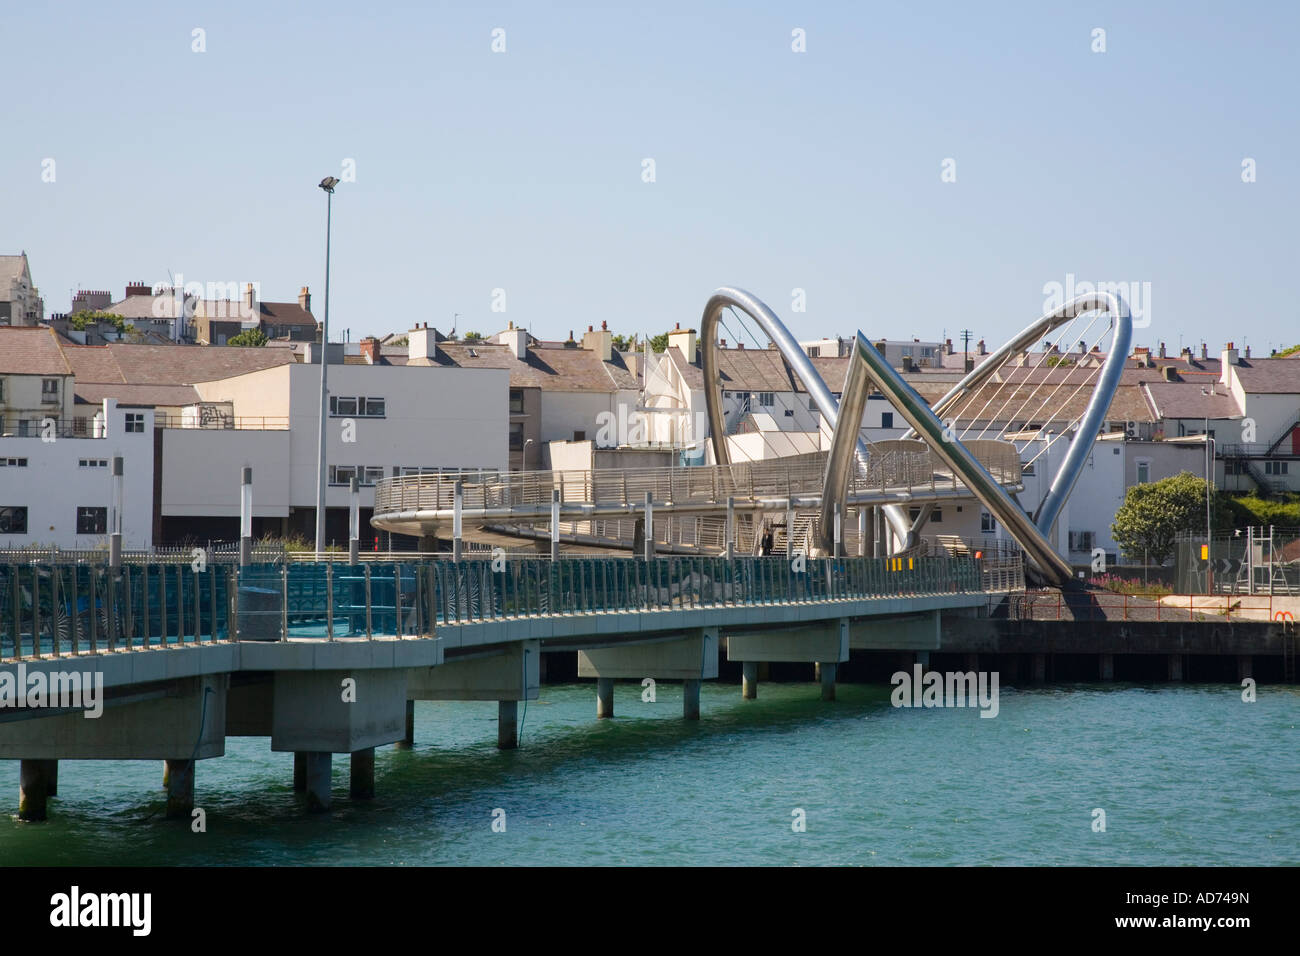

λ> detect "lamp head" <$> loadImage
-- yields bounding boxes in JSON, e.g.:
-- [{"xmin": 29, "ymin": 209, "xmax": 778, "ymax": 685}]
[{"xmin": 319, "ymin": 176, "xmax": 340, "ymax": 193}]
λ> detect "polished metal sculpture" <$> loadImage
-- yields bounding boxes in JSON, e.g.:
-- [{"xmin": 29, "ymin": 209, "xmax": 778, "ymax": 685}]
[{"xmin": 700, "ymin": 288, "xmax": 1132, "ymax": 585}]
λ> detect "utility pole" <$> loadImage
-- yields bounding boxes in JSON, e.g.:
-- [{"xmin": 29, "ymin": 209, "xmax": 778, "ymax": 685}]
[{"xmin": 960, "ymin": 329, "xmax": 973, "ymax": 372}]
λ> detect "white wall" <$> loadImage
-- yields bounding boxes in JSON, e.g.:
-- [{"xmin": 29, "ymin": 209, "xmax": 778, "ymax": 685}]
[{"xmin": 0, "ymin": 400, "xmax": 153, "ymax": 549}]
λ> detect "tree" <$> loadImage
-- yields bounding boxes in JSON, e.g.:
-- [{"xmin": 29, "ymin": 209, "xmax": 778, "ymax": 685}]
[
  {"xmin": 1110, "ymin": 471, "xmax": 1227, "ymax": 565},
  {"xmin": 463, "ymin": 331, "xmax": 483, "ymax": 342},
  {"xmin": 648, "ymin": 332, "xmax": 669, "ymax": 353},
  {"xmin": 611, "ymin": 333, "xmax": 634, "ymax": 351},
  {"xmin": 227, "ymin": 328, "xmax": 268, "ymax": 347},
  {"xmin": 69, "ymin": 310, "xmax": 128, "ymax": 333}
]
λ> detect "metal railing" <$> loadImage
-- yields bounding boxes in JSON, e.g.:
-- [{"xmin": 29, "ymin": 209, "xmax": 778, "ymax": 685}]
[
  {"xmin": 373, "ymin": 445, "xmax": 1022, "ymax": 518},
  {"xmin": 0, "ymin": 553, "xmax": 1005, "ymax": 661},
  {"xmin": 154, "ymin": 414, "xmax": 290, "ymax": 430}
]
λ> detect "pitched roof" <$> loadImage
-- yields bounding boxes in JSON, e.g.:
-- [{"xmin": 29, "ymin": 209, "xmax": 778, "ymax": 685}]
[
  {"xmin": 62, "ymin": 342, "xmax": 295, "ymax": 389},
  {"xmin": 0, "ymin": 254, "xmax": 31, "ymax": 289},
  {"xmin": 74, "ymin": 383, "xmax": 202, "ymax": 407},
  {"xmin": 404, "ymin": 340, "xmax": 639, "ymax": 391},
  {"xmin": 0, "ymin": 327, "xmax": 71, "ymax": 375},
  {"xmin": 1141, "ymin": 381, "xmax": 1244, "ymax": 419},
  {"xmin": 1230, "ymin": 359, "xmax": 1300, "ymax": 394}
]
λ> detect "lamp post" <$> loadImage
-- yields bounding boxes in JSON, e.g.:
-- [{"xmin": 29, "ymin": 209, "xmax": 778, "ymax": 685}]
[
  {"xmin": 314, "ymin": 176, "xmax": 339, "ymax": 556},
  {"xmin": 1200, "ymin": 391, "xmax": 1215, "ymax": 591}
]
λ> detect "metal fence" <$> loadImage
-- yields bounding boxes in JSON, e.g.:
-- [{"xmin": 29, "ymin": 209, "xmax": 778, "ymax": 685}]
[
  {"xmin": 0, "ymin": 553, "xmax": 999, "ymax": 661},
  {"xmin": 1174, "ymin": 527, "xmax": 1300, "ymax": 595}
]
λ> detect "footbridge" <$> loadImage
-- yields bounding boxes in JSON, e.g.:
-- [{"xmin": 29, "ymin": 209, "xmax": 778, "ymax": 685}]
[{"xmin": 373, "ymin": 287, "xmax": 1132, "ymax": 586}]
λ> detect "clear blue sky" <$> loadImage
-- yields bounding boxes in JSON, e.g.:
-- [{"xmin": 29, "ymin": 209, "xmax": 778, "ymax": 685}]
[{"xmin": 4, "ymin": 1, "xmax": 1296, "ymax": 353}]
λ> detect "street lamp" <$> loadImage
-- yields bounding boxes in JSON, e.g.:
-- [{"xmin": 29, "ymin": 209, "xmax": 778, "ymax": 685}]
[
  {"xmin": 314, "ymin": 176, "xmax": 339, "ymax": 556},
  {"xmin": 1201, "ymin": 389, "xmax": 1215, "ymax": 590}
]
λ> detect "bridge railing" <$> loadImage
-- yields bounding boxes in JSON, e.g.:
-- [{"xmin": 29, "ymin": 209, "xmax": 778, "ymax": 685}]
[
  {"xmin": 0, "ymin": 553, "xmax": 1004, "ymax": 660},
  {"xmin": 372, "ymin": 443, "xmax": 1022, "ymax": 518}
]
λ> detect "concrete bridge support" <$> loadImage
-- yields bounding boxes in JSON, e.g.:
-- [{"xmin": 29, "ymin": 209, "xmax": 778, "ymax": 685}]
[
  {"xmin": 728, "ymin": 619, "xmax": 849, "ymax": 700},
  {"xmin": 1032, "ymin": 653, "xmax": 1048, "ymax": 682},
  {"xmin": 303, "ymin": 752, "xmax": 332, "ymax": 812},
  {"xmin": 350, "ymin": 748, "xmax": 375, "ymax": 799},
  {"xmin": 1100, "ymin": 654, "xmax": 1115, "ymax": 681},
  {"xmin": 498, "ymin": 701, "xmax": 519, "ymax": 748},
  {"xmin": 578, "ymin": 629, "xmax": 719, "ymax": 719},
  {"xmin": 407, "ymin": 640, "xmax": 540, "ymax": 747},
  {"xmin": 293, "ymin": 752, "xmax": 306, "ymax": 792},
  {"xmin": 165, "ymin": 759, "xmax": 195, "ymax": 819},
  {"xmin": 395, "ymin": 700, "xmax": 415, "ymax": 749},
  {"xmin": 18, "ymin": 759, "xmax": 55, "ymax": 822},
  {"xmin": 1238, "ymin": 655, "xmax": 1253, "ymax": 682}
]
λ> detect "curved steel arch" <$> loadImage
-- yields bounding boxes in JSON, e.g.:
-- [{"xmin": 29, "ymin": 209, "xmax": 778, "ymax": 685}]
[
  {"xmin": 698, "ymin": 288, "xmax": 917, "ymax": 550},
  {"xmin": 699, "ymin": 288, "xmax": 1131, "ymax": 586}
]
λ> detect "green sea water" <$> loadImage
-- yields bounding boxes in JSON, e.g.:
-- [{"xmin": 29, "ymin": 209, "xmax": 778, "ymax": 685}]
[{"xmin": 2, "ymin": 680, "xmax": 1297, "ymax": 866}]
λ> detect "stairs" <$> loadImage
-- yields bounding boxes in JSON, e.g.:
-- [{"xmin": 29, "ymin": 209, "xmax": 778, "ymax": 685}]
[{"xmin": 770, "ymin": 511, "xmax": 819, "ymax": 556}]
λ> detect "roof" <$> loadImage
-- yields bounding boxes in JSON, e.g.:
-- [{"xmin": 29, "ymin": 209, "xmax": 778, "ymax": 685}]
[
  {"xmin": 74, "ymin": 383, "xmax": 202, "ymax": 407},
  {"xmin": 0, "ymin": 327, "xmax": 71, "ymax": 375},
  {"xmin": 107, "ymin": 293, "xmax": 189, "ymax": 320},
  {"xmin": 402, "ymin": 340, "xmax": 639, "ymax": 392},
  {"xmin": 62, "ymin": 342, "xmax": 295, "ymax": 389},
  {"xmin": 1230, "ymin": 360, "xmax": 1300, "ymax": 394},
  {"xmin": 1140, "ymin": 382, "xmax": 1244, "ymax": 419}
]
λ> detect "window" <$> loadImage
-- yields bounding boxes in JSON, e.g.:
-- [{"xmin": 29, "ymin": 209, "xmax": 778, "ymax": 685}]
[
  {"xmin": 0, "ymin": 379, "xmax": 5, "ymax": 401},
  {"xmin": 1265, "ymin": 461, "xmax": 1289, "ymax": 475},
  {"xmin": 76, "ymin": 506, "xmax": 107, "ymax": 535},
  {"xmin": 931, "ymin": 508, "xmax": 942, "ymax": 523},
  {"xmin": 783, "ymin": 409, "xmax": 794, "ymax": 417},
  {"xmin": 125, "ymin": 413, "xmax": 145, "ymax": 433},
  {"xmin": 509, "ymin": 389, "xmax": 525, "ymax": 414},
  {"xmin": 808, "ymin": 396, "xmax": 817, "ymax": 411},
  {"xmin": 1136, "ymin": 460, "xmax": 1150, "ymax": 484},
  {"xmin": 330, "ymin": 396, "xmax": 358, "ymax": 416},
  {"xmin": 41, "ymin": 378, "xmax": 59, "ymax": 401},
  {"xmin": 361, "ymin": 466, "xmax": 385, "ymax": 486},
  {"xmin": 78, "ymin": 459, "xmax": 107, "ymax": 468},
  {"xmin": 881, "ymin": 412, "xmax": 894, "ymax": 428},
  {"xmin": 329, "ymin": 465, "xmax": 357, "ymax": 486},
  {"xmin": 1069, "ymin": 530, "xmax": 1095, "ymax": 552},
  {"xmin": 1021, "ymin": 461, "xmax": 1035, "ymax": 475},
  {"xmin": 757, "ymin": 392, "xmax": 775, "ymax": 407},
  {"xmin": 0, "ymin": 506, "xmax": 27, "ymax": 534},
  {"xmin": 509, "ymin": 423, "xmax": 524, "ymax": 450},
  {"xmin": 981, "ymin": 511, "xmax": 997, "ymax": 533},
  {"xmin": 0, "ymin": 458, "xmax": 27, "ymax": 467},
  {"xmin": 364, "ymin": 397, "xmax": 385, "ymax": 417},
  {"xmin": 807, "ymin": 346, "xmax": 820, "ymax": 358}
]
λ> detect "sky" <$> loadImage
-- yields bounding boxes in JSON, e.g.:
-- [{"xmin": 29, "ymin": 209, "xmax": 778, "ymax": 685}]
[{"xmin": 3, "ymin": 1, "xmax": 1297, "ymax": 353}]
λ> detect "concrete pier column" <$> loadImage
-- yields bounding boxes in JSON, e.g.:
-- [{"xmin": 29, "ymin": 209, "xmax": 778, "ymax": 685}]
[
  {"xmin": 1237, "ymin": 655, "xmax": 1253, "ymax": 682},
  {"xmin": 349, "ymin": 748, "xmax": 375, "ymax": 800},
  {"xmin": 164, "ymin": 759, "xmax": 194, "ymax": 820},
  {"xmin": 742, "ymin": 661, "xmax": 758, "ymax": 700},
  {"xmin": 964, "ymin": 653, "xmax": 979, "ymax": 672},
  {"xmin": 813, "ymin": 662, "xmax": 821, "ymax": 682},
  {"xmin": 1100, "ymin": 653, "xmax": 1115, "ymax": 681},
  {"xmin": 304, "ymin": 752, "xmax": 332, "ymax": 812},
  {"xmin": 47, "ymin": 760, "xmax": 58, "ymax": 797},
  {"xmin": 18, "ymin": 759, "xmax": 56, "ymax": 822},
  {"xmin": 1167, "ymin": 654, "xmax": 1185, "ymax": 682},
  {"xmin": 1032, "ymin": 653, "xmax": 1047, "ymax": 683},
  {"xmin": 293, "ymin": 752, "xmax": 307, "ymax": 792},
  {"xmin": 498, "ymin": 700, "xmax": 519, "ymax": 749},
  {"xmin": 683, "ymin": 679, "xmax": 701, "ymax": 720},
  {"xmin": 819, "ymin": 662, "xmax": 837, "ymax": 701},
  {"xmin": 915, "ymin": 650, "xmax": 931, "ymax": 668},
  {"xmin": 596, "ymin": 678, "xmax": 615, "ymax": 719},
  {"xmin": 394, "ymin": 699, "xmax": 415, "ymax": 749},
  {"xmin": 162, "ymin": 760, "xmax": 170, "ymax": 790}
]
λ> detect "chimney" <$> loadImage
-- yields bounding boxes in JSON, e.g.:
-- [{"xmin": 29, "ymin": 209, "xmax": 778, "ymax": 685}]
[
  {"xmin": 1158, "ymin": 342, "xmax": 1166, "ymax": 359},
  {"xmin": 1200, "ymin": 342, "xmax": 1208, "ymax": 360},
  {"xmin": 125, "ymin": 281, "xmax": 151, "ymax": 298},
  {"xmin": 945, "ymin": 338, "xmax": 954, "ymax": 355},
  {"xmin": 360, "ymin": 337, "xmax": 381, "ymax": 364},
  {"xmin": 667, "ymin": 324, "xmax": 698, "ymax": 364},
  {"xmin": 720, "ymin": 338, "xmax": 727, "ymax": 348},
  {"xmin": 497, "ymin": 320, "xmax": 529, "ymax": 360},
  {"xmin": 1162, "ymin": 365, "xmax": 1179, "ymax": 382},
  {"xmin": 243, "ymin": 282, "xmax": 256, "ymax": 315},
  {"xmin": 901, "ymin": 354, "xmax": 914, "ymax": 372},
  {"xmin": 581, "ymin": 321, "xmax": 613, "ymax": 362},
  {"xmin": 737, "ymin": 342, "xmax": 745, "ymax": 350},
  {"xmin": 408, "ymin": 323, "xmax": 440, "ymax": 363},
  {"xmin": 1181, "ymin": 346, "xmax": 1193, "ymax": 361},
  {"xmin": 298, "ymin": 286, "xmax": 311, "ymax": 313},
  {"xmin": 1244, "ymin": 344, "xmax": 1251, "ymax": 359},
  {"xmin": 1221, "ymin": 342, "xmax": 1238, "ymax": 385},
  {"xmin": 564, "ymin": 330, "xmax": 577, "ymax": 348},
  {"xmin": 977, "ymin": 338, "xmax": 986, "ymax": 356}
]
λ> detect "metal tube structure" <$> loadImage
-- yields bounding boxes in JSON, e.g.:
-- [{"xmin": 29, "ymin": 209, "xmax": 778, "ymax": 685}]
[
  {"xmin": 349, "ymin": 476, "xmax": 360, "ymax": 565},
  {"xmin": 698, "ymin": 287, "xmax": 915, "ymax": 550},
  {"xmin": 825, "ymin": 333, "xmax": 1074, "ymax": 584}
]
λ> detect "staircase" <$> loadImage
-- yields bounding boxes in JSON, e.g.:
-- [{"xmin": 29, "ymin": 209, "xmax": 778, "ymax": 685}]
[{"xmin": 770, "ymin": 511, "xmax": 819, "ymax": 556}]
